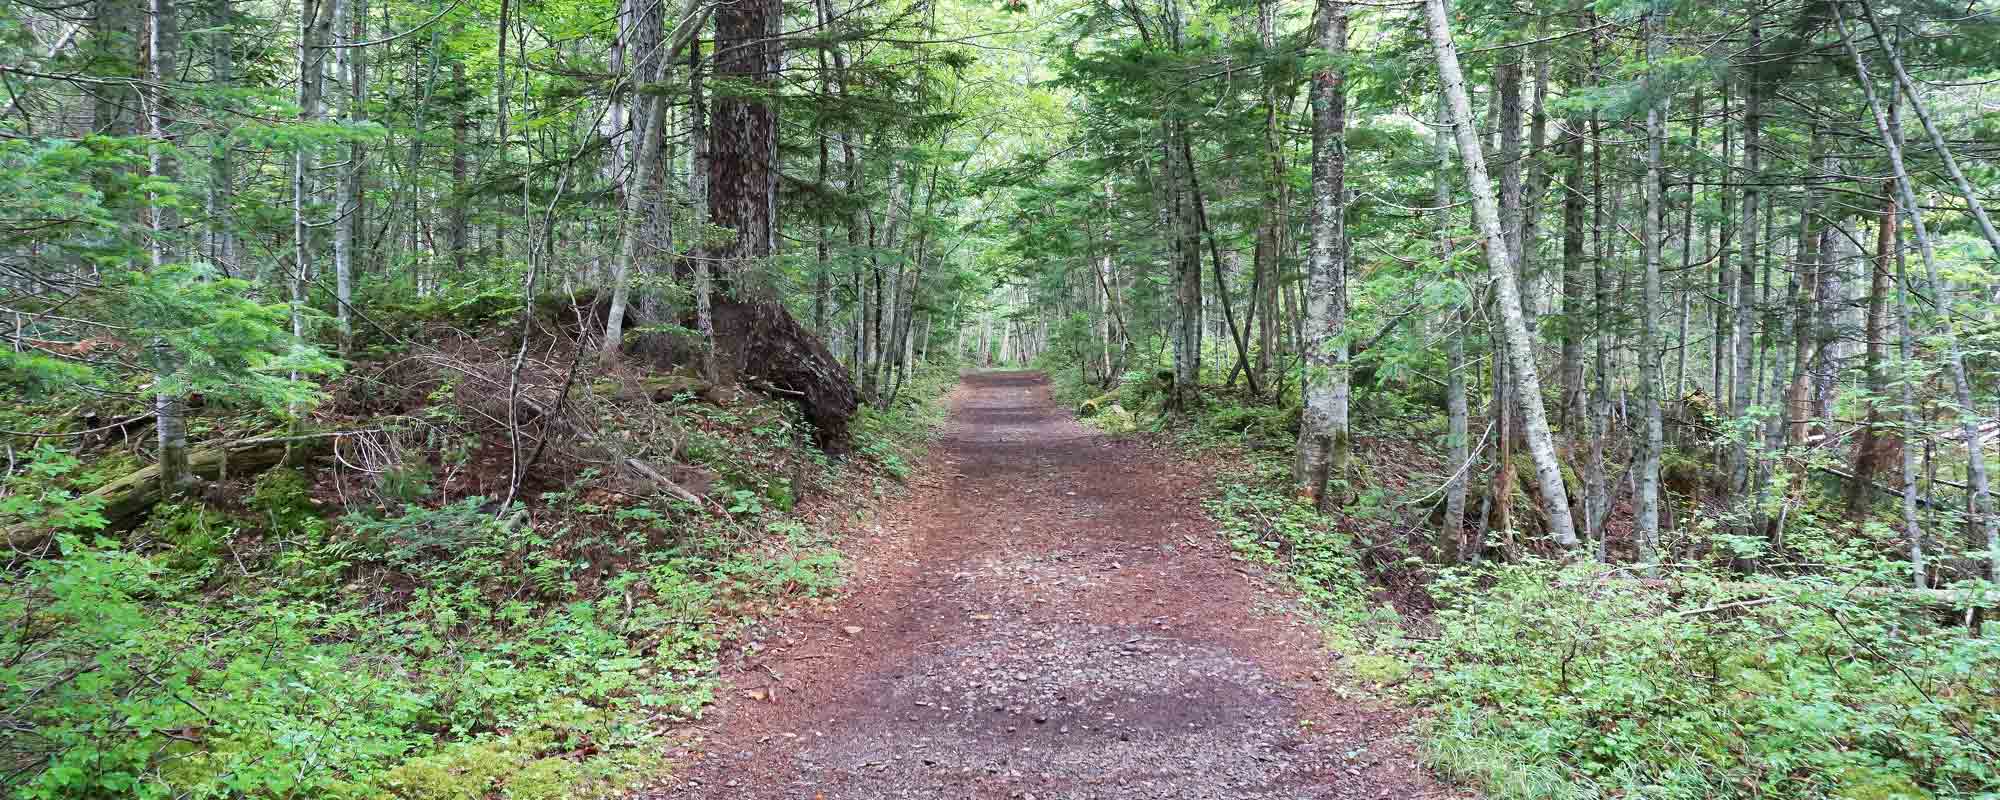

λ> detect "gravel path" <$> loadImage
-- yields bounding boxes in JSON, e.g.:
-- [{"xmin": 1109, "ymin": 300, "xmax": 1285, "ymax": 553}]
[{"xmin": 651, "ymin": 371, "xmax": 1463, "ymax": 800}]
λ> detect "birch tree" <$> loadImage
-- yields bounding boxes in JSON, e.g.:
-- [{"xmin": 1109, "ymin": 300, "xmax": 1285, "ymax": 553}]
[{"xmin": 1421, "ymin": 0, "xmax": 1577, "ymax": 548}]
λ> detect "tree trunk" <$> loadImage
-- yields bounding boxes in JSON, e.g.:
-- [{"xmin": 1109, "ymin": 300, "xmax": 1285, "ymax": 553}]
[
  {"xmin": 146, "ymin": 0, "xmax": 179, "ymax": 270},
  {"xmin": 1731, "ymin": 10, "xmax": 1761, "ymax": 498},
  {"xmin": 446, "ymin": 55, "xmax": 468, "ymax": 285},
  {"xmin": 811, "ymin": 19, "xmax": 832, "ymax": 337},
  {"xmin": 1894, "ymin": 203, "xmax": 1924, "ymax": 587},
  {"xmin": 1183, "ymin": 136, "xmax": 1260, "ymax": 398},
  {"xmin": 292, "ymin": 0, "xmax": 333, "ymax": 361},
  {"xmin": 1849, "ymin": 188, "xmax": 1897, "ymax": 511},
  {"xmin": 1293, "ymin": 0, "xmax": 1349, "ymax": 511},
  {"xmin": 1558, "ymin": 118, "xmax": 1587, "ymax": 426},
  {"xmin": 205, "ymin": 0, "xmax": 235, "ymax": 272},
  {"xmin": 1423, "ymin": 0, "xmax": 1578, "ymax": 548},
  {"xmin": 1254, "ymin": 0, "xmax": 1283, "ymax": 388},
  {"xmin": 1439, "ymin": 97, "xmax": 1470, "ymax": 557},
  {"xmin": 600, "ymin": 91, "xmax": 665, "ymax": 363},
  {"xmin": 1166, "ymin": 125, "xmax": 1203, "ymax": 413},
  {"xmin": 689, "ymin": 37, "xmax": 718, "ymax": 382},
  {"xmin": 1586, "ymin": 83, "xmax": 1611, "ymax": 557},
  {"xmin": 91, "ymin": 0, "xmax": 141, "ymax": 136},
  {"xmin": 1634, "ymin": 7, "xmax": 1666, "ymax": 570},
  {"xmin": 1837, "ymin": 3, "xmax": 1995, "ymax": 581},
  {"xmin": 1496, "ymin": 58, "xmax": 1525, "ymax": 312},
  {"xmin": 706, "ymin": 0, "xmax": 777, "ymax": 290},
  {"xmin": 333, "ymin": 0, "xmax": 366, "ymax": 352}
]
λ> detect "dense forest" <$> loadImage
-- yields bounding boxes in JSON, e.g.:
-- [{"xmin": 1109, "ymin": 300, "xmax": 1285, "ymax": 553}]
[{"xmin": 4, "ymin": 0, "xmax": 2000, "ymax": 793}]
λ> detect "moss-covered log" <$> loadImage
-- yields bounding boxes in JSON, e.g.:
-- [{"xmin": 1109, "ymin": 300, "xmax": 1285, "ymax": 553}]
[{"xmin": 5, "ymin": 437, "xmax": 321, "ymax": 551}]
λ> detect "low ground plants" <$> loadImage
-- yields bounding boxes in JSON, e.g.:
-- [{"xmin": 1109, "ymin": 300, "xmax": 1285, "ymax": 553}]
[
  {"xmin": 0, "ymin": 362, "xmax": 958, "ymax": 799},
  {"xmin": 1055, "ymin": 357, "xmax": 2000, "ymax": 800}
]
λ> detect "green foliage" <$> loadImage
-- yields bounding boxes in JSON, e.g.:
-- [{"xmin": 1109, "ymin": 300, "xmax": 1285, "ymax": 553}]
[
  {"xmin": 0, "ymin": 358, "xmax": 960, "ymax": 799},
  {"xmin": 1203, "ymin": 402, "xmax": 1300, "ymax": 442},
  {"xmin": 852, "ymin": 357, "xmax": 959, "ymax": 480},
  {"xmin": 1414, "ymin": 562, "xmax": 2000, "ymax": 800},
  {"xmin": 120, "ymin": 263, "xmax": 343, "ymax": 410},
  {"xmin": 1210, "ymin": 477, "xmax": 1368, "ymax": 617},
  {"xmin": 0, "ymin": 445, "xmax": 109, "ymax": 533}
]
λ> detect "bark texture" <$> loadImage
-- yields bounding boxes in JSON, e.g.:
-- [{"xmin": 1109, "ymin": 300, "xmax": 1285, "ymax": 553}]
[
  {"xmin": 1423, "ymin": 0, "xmax": 1578, "ymax": 547},
  {"xmin": 1293, "ymin": 0, "xmax": 1349, "ymax": 511}
]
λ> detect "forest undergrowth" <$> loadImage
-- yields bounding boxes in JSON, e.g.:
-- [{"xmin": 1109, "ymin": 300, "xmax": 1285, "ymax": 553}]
[
  {"xmin": 1050, "ymin": 354, "xmax": 2000, "ymax": 800},
  {"xmin": 0, "ymin": 299, "xmax": 958, "ymax": 800}
]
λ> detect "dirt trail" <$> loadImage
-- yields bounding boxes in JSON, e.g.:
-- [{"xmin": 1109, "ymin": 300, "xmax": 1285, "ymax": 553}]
[{"xmin": 654, "ymin": 371, "xmax": 1459, "ymax": 799}]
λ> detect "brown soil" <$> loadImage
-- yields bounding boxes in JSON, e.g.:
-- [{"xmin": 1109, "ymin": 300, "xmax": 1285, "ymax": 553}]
[{"xmin": 647, "ymin": 371, "xmax": 1466, "ymax": 799}]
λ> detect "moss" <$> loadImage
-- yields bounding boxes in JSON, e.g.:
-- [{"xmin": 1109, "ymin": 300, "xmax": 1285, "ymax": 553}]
[
  {"xmin": 502, "ymin": 757, "xmax": 584, "ymax": 800},
  {"xmin": 644, "ymin": 374, "xmax": 709, "ymax": 401},
  {"xmin": 1833, "ymin": 766, "xmax": 1932, "ymax": 800},
  {"xmin": 248, "ymin": 467, "xmax": 317, "ymax": 522},
  {"xmin": 380, "ymin": 739, "xmax": 526, "ymax": 800},
  {"xmin": 764, "ymin": 478, "xmax": 795, "ymax": 512},
  {"xmin": 1078, "ymin": 385, "xmax": 1129, "ymax": 418},
  {"xmin": 1091, "ymin": 403, "xmax": 1139, "ymax": 433},
  {"xmin": 1345, "ymin": 652, "xmax": 1411, "ymax": 685}
]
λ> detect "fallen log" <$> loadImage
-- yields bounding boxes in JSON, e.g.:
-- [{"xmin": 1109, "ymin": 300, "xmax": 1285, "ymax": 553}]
[
  {"xmin": 621, "ymin": 456, "xmax": 703, "ymax": 505},
  {"xmin": 5, "ymin": 435, "xmax": 327, "ymax": 552}
]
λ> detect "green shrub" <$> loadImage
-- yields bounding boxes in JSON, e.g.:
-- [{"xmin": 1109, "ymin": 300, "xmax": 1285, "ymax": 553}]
[
  {"xmin": 1202, "ymin": 402, "xmax": 1299, "ymax": 441},
  {"xmin": 0, "ymin": 352, "xmax": 961, "ymax": 799},
  {"xmin": 1414, "ymin": 561, "xmax": 2000, "ymax": 800}
]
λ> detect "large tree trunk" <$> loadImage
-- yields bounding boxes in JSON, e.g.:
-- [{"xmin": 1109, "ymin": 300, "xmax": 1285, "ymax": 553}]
[
  {"xmin": 707, "ymin": 0, "xmax": 777, "ymax": 287},
  {"xmin": 1423, "ymin": 0, "xmax": 1578, "ymax": 548},
  {"xmin": 695, "ymin": 0, "xmax": 859, "ymax": 448},
  {"xmin": 1293, "ymin": 0, "xmax": 1349, "ymax": 511}
]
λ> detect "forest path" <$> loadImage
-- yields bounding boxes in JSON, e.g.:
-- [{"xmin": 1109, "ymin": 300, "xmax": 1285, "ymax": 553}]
[{"xmin": 652, "ymin": 371, "xmax": 1460, "ymax": 799}]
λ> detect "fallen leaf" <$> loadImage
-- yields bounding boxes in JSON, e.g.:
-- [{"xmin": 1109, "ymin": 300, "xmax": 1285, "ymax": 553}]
[{"xmin": 841, "ymin": 625, "xmax": 864, "ymax": 636}]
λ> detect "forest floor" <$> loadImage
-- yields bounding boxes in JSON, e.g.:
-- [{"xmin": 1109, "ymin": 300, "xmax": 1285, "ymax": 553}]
[{"xmin": 644, "ymin": 371, "xmax": 1464, "ymax": 799}]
